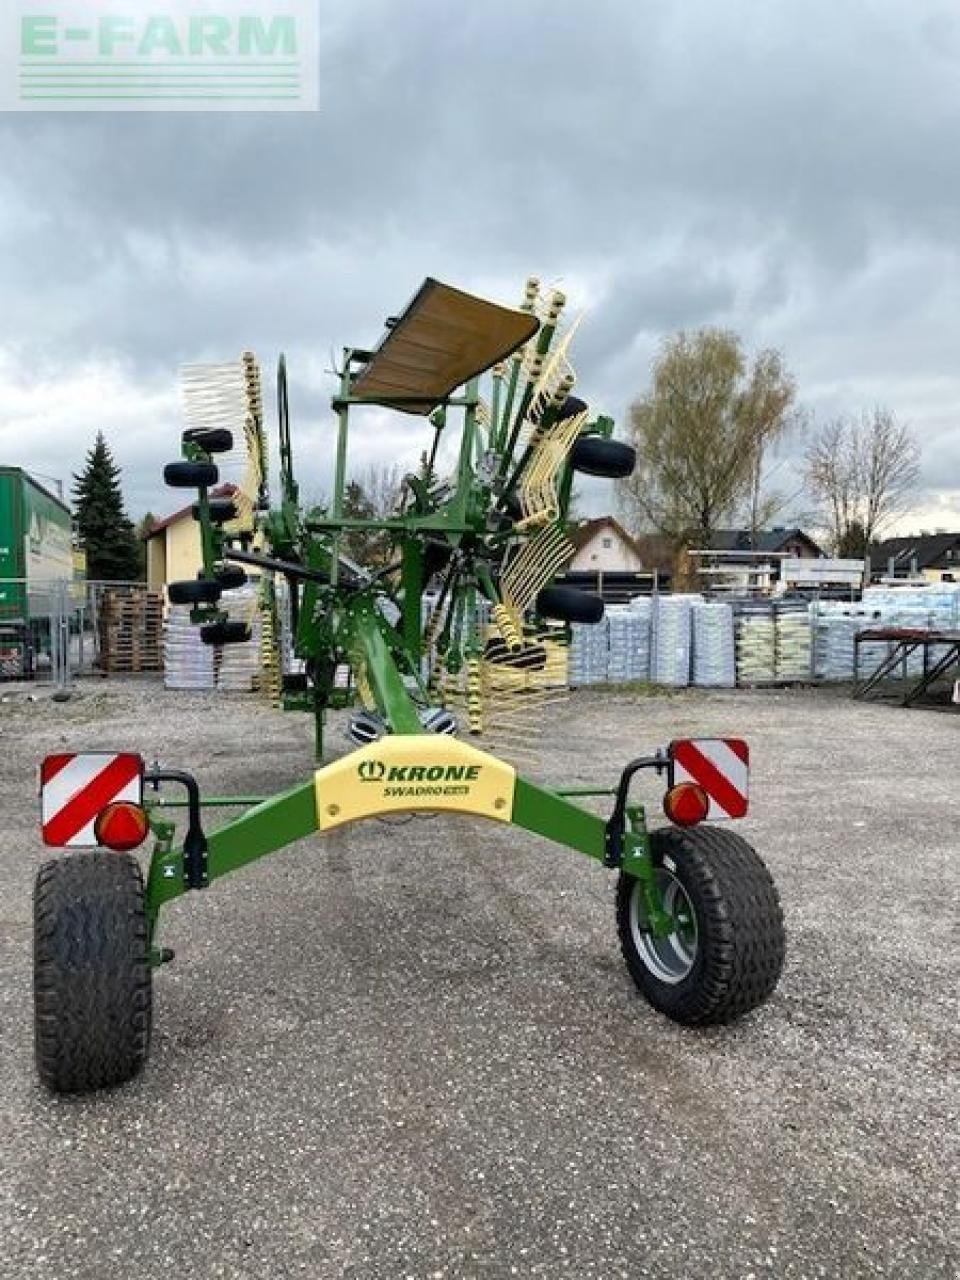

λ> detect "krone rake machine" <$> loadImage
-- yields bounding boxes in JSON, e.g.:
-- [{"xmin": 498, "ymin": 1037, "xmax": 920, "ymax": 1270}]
[{"xmin": 33, "ymin": 278, "xmax": 785, "ymax": 1093}]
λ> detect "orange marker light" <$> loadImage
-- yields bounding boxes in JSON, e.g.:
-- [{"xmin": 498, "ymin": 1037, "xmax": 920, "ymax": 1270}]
[
  {"xmin": 663, "ymin": 781, "xmax": 710, "ymax": 828},
  {"xmin": 94, "ymin": 802, "xmax": 150, "ymax": 852}
]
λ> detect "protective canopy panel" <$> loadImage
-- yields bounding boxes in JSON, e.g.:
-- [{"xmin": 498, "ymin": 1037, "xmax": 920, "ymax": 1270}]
[{"xmin": 351, "ymin": 278, "xmax": 540, "ymax": 415}]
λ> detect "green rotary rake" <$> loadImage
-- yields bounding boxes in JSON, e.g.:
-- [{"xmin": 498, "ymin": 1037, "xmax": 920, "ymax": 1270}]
[{"xmin": 33, "ymin": 277, "xmax": 785, "ymax": 1093}]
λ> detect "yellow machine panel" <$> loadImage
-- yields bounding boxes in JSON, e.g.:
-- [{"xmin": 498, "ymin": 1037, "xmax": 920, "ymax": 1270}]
[{"xmin": 315, "ymin": 735, "xmax": 517, "ymax": 831}]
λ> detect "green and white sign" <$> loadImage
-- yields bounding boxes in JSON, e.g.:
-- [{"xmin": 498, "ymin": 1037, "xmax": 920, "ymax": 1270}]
[{"xmin": 5, "ymin": 1, "xmax": 318, "ymax": 111}]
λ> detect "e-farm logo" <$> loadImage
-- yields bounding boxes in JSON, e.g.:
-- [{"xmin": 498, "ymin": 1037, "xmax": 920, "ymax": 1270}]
[{"xmin": 5, "ymin": 1, "xmax": 319, "ymax": 112}]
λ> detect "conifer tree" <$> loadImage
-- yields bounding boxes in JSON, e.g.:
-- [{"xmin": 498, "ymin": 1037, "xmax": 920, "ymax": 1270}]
[{"xmin": 72, "ymin": 433, "xmax": 140, "ymax": 581}]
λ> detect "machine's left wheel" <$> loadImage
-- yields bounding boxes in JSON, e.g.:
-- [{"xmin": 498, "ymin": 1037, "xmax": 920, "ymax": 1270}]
[
  {"xmin": 34, "ymin": 852, "xmax": 152, "ymax": 1094},
  {"xmin": 616, "ymin": 826, "xmax": 784, "ymax": 1026}
]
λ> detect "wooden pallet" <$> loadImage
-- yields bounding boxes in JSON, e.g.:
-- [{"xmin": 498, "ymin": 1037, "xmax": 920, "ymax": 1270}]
[{"xmin": 97, "ymin": 589, "xmax": 164, "ymax": 673}]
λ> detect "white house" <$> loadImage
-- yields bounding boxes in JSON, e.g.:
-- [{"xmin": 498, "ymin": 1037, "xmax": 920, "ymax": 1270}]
[{"xmin": 566, "ymin": 517, "xmax": 646, "ymax": 573}]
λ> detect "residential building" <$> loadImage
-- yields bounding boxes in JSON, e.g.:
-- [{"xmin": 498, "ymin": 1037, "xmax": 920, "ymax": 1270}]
[
  {"xmin": 143, "ymin": 484, "xmax": 238, "ymax": 594},
  {"xmin": 870, "ymin": 533, "xmax": 960, "ymax": 583}
]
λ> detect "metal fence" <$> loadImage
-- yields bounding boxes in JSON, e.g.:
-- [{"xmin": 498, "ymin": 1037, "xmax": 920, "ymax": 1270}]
[{"xmin": 0, "ymin": 579, "xmax": 162, "ymax": 690}]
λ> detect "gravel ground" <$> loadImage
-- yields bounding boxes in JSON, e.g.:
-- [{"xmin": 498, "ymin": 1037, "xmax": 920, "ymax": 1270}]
[{"xmin": 0, "ymin": 679, "xmax": 957, "ymax": 1279}]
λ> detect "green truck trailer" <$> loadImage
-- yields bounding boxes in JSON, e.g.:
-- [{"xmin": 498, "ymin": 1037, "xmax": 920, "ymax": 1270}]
[{"xmin": 0, "ymin": 468, "xmax": 73, "ymax": 675}]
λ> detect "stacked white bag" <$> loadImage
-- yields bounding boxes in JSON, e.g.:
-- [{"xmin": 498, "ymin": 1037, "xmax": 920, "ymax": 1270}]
[
  {"xmin": 652, "ymin": 595, "xmax": 697, "ymax": 687},
  {"xmin": 775, "ymin": 604, "xmax": 812, "ymax": 681},
  {"xmin": 607, "ymin": 604, "xmax": 651, "ymax": 682},
  {"xmin": 217, "ymin": 586, "xmax": 262, "ymax": 692},
  {"xmin": 691, "ymin": 601, "xmax": 735, "ymax": 687},
  {"xmin": 568, "ymin": 618, "xmax": 609, "ymax": 685},
  {"xmin": 812, "ymin": 604, "xmax": 884, "ymax": 681},
  {"xmin": 735, "ymin": 605, "xmax": 776, "ymax": 684},
  {"xmin": 164, "ymin": 605, "xmax": 215, "ymax": 690}
]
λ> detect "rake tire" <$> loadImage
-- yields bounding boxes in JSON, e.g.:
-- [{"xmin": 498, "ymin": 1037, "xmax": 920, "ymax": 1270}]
[
  {"xmin": 167, "ymin": 578, "xmax": 222, "ymax": 606},
  {"xmin": 617, "ymin": 826, "xmax": 784, "ymax": 1026},
  {"xmin": 192, "ymin": 498, "xmax": 239, "ymax": 525},
  {"xmin": 164, "ymin": 460, "xmax": 219, "ymax": 488},
  {"xmin": 213, "ymin": 563, "xmax": 248, "ymax": 590},
  {"xmin": 34, "ymin": 852, "xmax": 152, "ymax": 1094},
  {"xmin": 183, "ymin": 427, "xmax": 234, "ymax": 454},
  {"xmin": 535, "ymin": 584, "xmax": 605, "ymax": 625},
  {"xmin": 569, "ymin": 436, "xmax": 636, "ymax": 478},
  {"xmin": 200, "ymin": 620, "xmax": 251, "ymax": 646}
]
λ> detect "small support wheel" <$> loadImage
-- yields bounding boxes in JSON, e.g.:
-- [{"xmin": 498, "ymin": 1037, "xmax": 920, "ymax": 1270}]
[
  {"xmin": 168, "ymin": 578, "xmax": 222, "ymax": 606},
  {"xmin": 182, "ymin": 427, "xmax": 234, "ymax": 454},
  {"xmin": 569, "ymin": 436, "xmax": 636, "ymax": 478},
  {"xmin": 616, "ymin": 826, "xmax": 784, "ymax": 1025},
  {"xmin": 200, "ymin": 620, "xmax": 251, "ymax": 646},
  {"xmin": 34, "ymin": 852, "xmax": 152, "ymax": 1093},
  {"xmin": 192, "ymin": 498, "xmax": 239, "ymax": 525},
  {"xmin": 164, "ymin": 460, "xmax": 219, "ymax": 488},
  {"xmin": 535, "ymin": 584, "xmax": 605, "ymax": 625},
  {"xmin": 213, "ymin": 563, "xmax": 248, "ymax": 590}
]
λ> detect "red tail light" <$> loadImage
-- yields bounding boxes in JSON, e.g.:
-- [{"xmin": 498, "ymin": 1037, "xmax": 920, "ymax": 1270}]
[
  {"xmin": 94, "ymin": 802, "xmax": 150, "ymax": 852},
  {"xmin": 663, "ymin": 782, "xmax": 710, "ymax": 828}
]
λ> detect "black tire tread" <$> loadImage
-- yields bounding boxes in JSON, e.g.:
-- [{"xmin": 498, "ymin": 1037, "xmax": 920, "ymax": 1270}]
[
  {"xmin": 164, "ymin": 460, "xmax": 219, "ymax": 489},
  {"xmin": 200, "ymin": 620, "xmax": 251, "ymax": 646},
  {"xmin": 535, "ymin": 584, "xmax": 605, "ymax": 625},
  {"xmin": 183, "ymin": 427, "xmax": 233, "ymax": 454},
  {"xmin": 617, "ymin": 826, "xmax": 784, "ymax": 1026},
  {"xmin": 167, "ymin": 578, "xmax": 222, "ymax": 606},
  {"xmin": 34, "ymin": 853, "xmax": 152, "ymax": 1093},
  {"xmin": 569, "ymin": 435, "xmax": 636, "ymax": 478}
]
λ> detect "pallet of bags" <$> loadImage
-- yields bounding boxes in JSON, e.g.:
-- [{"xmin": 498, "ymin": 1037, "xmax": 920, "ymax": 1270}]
[
  {"xmin": 568, "ymin": 617, "xmax": 609, "ymax": 686},
  {"xmin": 735, "ymin": 603, "xmax": 776, "ymax": 685},
  {"xmin": 216, "ymin": 586, "xmax": 262, "ymax": 692},
  {"xmin": 775, "ymin": 604, "xmax": 813, "ymax": 682},
  {"xmin": 652, "ymin": 595, "xmax": 696, "ymax": 687},
  {"xmin": 691, "ymin": 600, "xmax": 735, "ymax": 687},
  {"xmin": 812, "ymin": 604, "xmax": 885, "ymax": 681},
  {"xmin": 164, "ymin": 605, "xmax": 215, "ymax": 690},
  {"xmin": 607, "ymin": 604, "xmax": 651, "ymax": 682}
]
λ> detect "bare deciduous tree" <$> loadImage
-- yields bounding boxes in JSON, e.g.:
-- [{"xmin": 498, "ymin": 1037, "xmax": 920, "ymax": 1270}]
[
  {"xmin": 617, "ymin": 329, "xmax": 798, "ymax": 551},
  {"xmin": 340, "ymin": 463, "xmax": 405, "ymax": 566},
  {"xmin": 804, "ymin": 409, "xmax": 920, "ymax": 556}
]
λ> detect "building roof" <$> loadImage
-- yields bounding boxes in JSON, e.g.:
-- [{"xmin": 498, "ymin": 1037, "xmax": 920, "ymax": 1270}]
[
  {"xmin": 568, "ymin": 516, "xmax": 645, "ymax": 560},
  {"xmin": 706, "ymin": 527, "xmax": 824, "ymax": 556},
  {"xmin": 870, "ymin": 532, "xmax": 960, "ymax": 573},
  {"xmin": 144, "ymin": 484, "xmax": 238, "ymax": 538},
  {"xmin": 0, "ymin": 466, "xmax": 71, "ymax": 517}
]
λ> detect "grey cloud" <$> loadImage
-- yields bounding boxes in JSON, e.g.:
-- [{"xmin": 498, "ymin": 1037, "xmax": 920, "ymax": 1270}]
[{"xmin": 0, "ymin": 0, "xmax": 958, "ymax": 524}]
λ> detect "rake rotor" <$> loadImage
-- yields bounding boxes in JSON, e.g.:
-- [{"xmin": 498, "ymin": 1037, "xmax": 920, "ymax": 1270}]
[{"xmin": 161, "ymin": 277, "xmax": 636, "ymax": 759}]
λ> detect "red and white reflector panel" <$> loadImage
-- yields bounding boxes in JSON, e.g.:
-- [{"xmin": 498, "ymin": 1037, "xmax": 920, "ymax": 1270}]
[
  {"xmin": 40, "ymin": 753, "xmax": 144, "ymax": 847},
  {"xmin": 670, "ymin": 738, "xmax": 749, "ymax": 821}
]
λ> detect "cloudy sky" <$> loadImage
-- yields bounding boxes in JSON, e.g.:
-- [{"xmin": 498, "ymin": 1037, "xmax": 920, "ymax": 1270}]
[{"xmin": 2, "ymin": 0, "xmax": 958, "ymax": 535}]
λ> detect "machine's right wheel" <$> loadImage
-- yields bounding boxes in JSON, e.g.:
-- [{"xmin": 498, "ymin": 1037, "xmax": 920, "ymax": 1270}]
[
  {"xmin": 34, "ymin": 852, "xmax": 152, "ymax": 1093},
  {"xmin": 616, "ymin": 826, "xmax": 784, "ymax": 1025}
]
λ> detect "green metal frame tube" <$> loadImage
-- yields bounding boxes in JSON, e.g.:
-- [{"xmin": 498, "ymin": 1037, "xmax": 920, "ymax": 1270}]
[{"xmin": 343, "ymin": 603, "xmax": 423, "ymax": 734}]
